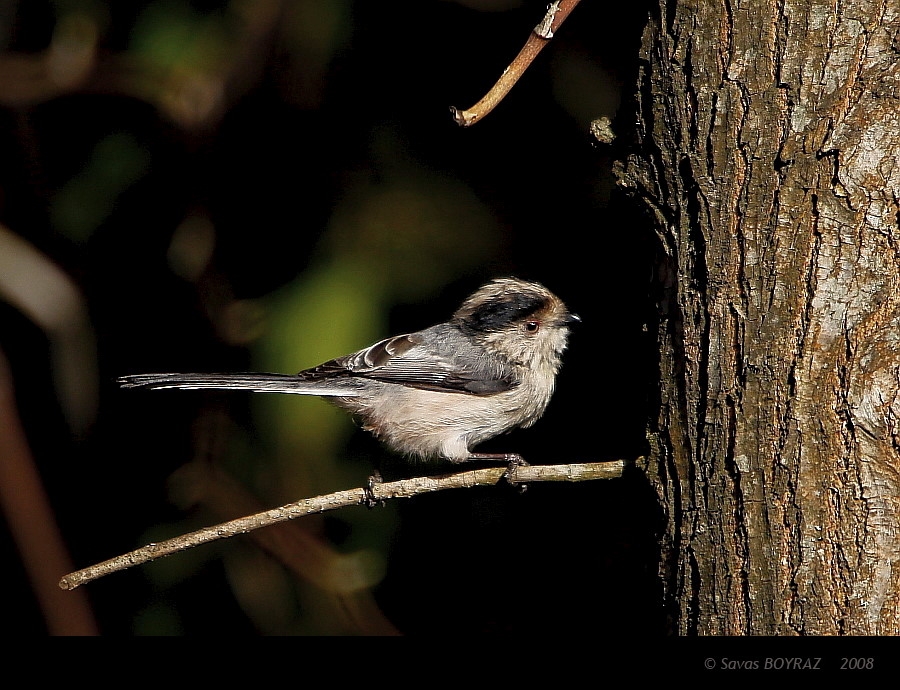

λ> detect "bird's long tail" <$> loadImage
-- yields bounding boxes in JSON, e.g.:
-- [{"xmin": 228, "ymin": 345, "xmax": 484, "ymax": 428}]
[{"xmin": 117, "ymin": 372, "xmax": 359, "ymax": 397}]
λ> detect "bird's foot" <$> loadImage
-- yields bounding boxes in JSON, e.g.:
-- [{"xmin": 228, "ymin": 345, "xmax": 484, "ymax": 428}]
[
  {"xmin": 467, "ymin": 453, "xmax": 530, "ymax": 492},
  {"xmin": 363, "ymin": 469, "xmax": 385, "ymax": 508}
]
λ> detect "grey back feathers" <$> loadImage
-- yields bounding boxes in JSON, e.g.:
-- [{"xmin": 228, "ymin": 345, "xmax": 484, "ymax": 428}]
[{"xmin": 116, "ymin": 277, "xmax": 578, "ymax": 462}]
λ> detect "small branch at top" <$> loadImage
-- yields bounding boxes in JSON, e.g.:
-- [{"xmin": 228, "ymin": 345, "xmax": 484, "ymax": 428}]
[{"xmin": 450, "ymin": 0, "xmax": 582, "ymax": 127}]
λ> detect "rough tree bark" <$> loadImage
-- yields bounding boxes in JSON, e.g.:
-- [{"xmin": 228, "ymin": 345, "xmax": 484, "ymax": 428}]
[{"xmin": 618, "ymin": 0, "xmax": 900, "ymax": 634}]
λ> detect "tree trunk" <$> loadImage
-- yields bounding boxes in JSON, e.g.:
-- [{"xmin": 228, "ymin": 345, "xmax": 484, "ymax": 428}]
[{"xmin": 619, "ymin": 0, "xmax": 900, "ymax": 634}]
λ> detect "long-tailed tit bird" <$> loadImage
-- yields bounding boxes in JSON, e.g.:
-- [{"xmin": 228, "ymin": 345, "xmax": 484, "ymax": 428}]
[{"xmin": 118, "ymin": 278, "xmax": 579, "ymax": 468}]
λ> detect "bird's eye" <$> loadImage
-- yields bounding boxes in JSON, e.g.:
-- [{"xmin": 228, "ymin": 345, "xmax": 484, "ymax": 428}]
[{"xmin": 524, "ymin": 320, "xmax": 540, "ymax": 334}]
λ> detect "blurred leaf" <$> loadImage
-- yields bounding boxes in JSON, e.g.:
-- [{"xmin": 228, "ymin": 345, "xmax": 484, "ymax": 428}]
[
  {"xmin": 282, "ymin": 0, "xmax": 349, "ymax": 65},
  {"xmin": 50, "ymin": 132, "xmax": 150, "ymax": 242},
  {"xmin": 130, "ymin": 0, "xmax": 227, "ymax": 73},
  {"xmin": 252, "ymin": 261, "xmax": 387, "ymax": 497},
  {"xmin": 325, "ymin": 175, "xmax": 500, "ymax": 299},
  {"xmin": 278, "ymin": 0, "xmax": 350, "ymax": 107}
]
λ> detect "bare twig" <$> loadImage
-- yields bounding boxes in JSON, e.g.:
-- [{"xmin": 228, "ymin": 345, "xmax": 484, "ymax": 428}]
[
  {"xmin": 450, "ymin": 0, "xmax": 582, "ymax": 127},
  {"xmin": 59, "ymin": 459, "xmax": 628, "ymax": 590}
]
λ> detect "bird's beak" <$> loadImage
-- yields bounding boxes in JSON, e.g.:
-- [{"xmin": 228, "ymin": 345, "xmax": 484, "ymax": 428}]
[{"xmin": 560, "ymin": 312, "xmax": 581, "ymax": 327}]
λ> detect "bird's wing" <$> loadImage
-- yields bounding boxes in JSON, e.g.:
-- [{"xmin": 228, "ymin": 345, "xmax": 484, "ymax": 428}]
[{"xmin": 301, "ymin": 331, "xmax": 518, "ymax": 396}]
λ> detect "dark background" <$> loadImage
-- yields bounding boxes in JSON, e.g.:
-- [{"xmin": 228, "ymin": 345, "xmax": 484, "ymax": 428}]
[{"xmin": 0, "ymin": 0, "xmax": 662, "ymax": 635}]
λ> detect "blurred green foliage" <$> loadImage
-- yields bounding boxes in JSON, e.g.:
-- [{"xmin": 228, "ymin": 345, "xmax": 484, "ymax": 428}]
[
  {"xmin": 1, "ymin": 0, "xmax": 657, "ymax": 637},
  {"xmin": 130, "ymin": 0, "xmax": 227, "ymax": 73},
  {"xmin": 51, "ymin": 132, "xmax": 150, "ymax": 241}
]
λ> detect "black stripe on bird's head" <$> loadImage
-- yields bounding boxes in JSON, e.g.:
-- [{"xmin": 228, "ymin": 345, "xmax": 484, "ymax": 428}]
[{"xmin": 452, "ymin": 278, "xmax": 559, "ymax": 335}]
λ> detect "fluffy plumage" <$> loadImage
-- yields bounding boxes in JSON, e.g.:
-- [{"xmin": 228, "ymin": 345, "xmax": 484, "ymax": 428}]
[{"xmin": 118, "ymin": 277, "xmax": 578, "ymax": 462}]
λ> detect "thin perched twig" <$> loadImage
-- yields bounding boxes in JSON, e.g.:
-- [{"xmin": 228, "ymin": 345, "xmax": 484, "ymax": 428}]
[
  {"xmin": 450, "ymin": 0, "xmax": 582, "ymax": 127},
  {"xmin": 59, "ymin": 460, "xmax": 628, "ymax": 590}
]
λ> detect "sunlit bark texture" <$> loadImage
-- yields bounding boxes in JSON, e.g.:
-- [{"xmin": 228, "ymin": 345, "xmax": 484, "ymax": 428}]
[{"xmin": 619, "ymin": 0, "xmax": 900, "ymax": 634}]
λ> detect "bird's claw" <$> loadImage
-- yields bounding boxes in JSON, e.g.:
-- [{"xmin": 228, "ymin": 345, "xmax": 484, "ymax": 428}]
[
  {"xmin": 502, "ymin": 454, "xmax": 529, "ymax": 493},
  {"xmin": 364, "ymin": 470, "xmax": 385, "ymax": 508},
  {"xmin": 466, "ymin": 452, "xmax": 530, "ymax": 493}
]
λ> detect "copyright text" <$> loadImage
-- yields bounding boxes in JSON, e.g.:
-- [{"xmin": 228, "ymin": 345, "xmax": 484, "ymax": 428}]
[{"xmin": 704, "ymin": 657, "xmax": 875, "ymax": 671}]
